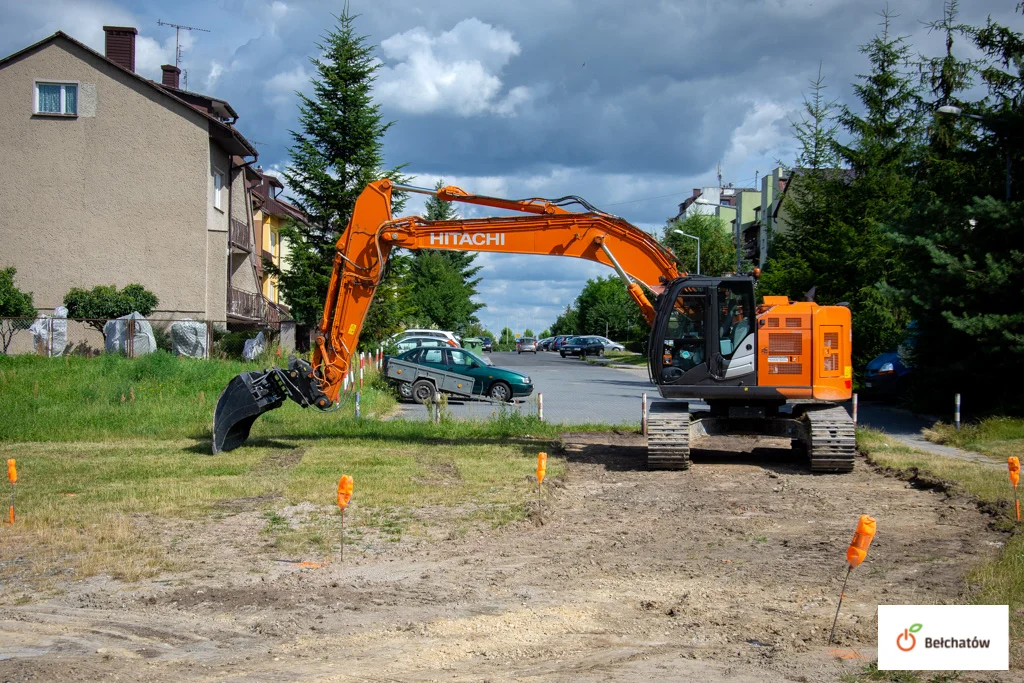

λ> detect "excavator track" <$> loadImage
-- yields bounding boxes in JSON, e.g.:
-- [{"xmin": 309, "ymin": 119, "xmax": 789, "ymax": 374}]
[
  {"xmin": 646, "ymin": 402, "xmax": 691, "ymax": 470},
  {"xmin": 802, "ymin": 405, "xmax": 856, "ymax": 473}
]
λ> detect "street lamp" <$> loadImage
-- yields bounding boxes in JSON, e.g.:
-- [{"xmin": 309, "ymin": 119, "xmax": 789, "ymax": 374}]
[
  {"xmin": 694, "ymin": 196, "xmax": 741, "ymax": 272},
  {"xmin": 936, "ymin": 105, "xmax": 1011, "ymax": 201},
  {"xmin": 672, "ymin": 229, "xmax": 701, "ymax": 274}
]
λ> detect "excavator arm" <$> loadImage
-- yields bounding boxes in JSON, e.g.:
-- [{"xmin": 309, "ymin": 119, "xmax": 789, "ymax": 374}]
[{"xmin": 212, "ymin": 179, "xmax": 680, "ymax": 453}]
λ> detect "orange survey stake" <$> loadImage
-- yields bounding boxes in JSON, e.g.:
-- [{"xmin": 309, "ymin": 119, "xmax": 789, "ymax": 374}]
[
  {"xmin": 337, "ymin": 475, "xmax": 353, "ymax": 511},
  {"xmin": 6, "ymin": 459, "xmax": 16, "ymax": 484},
  {"xmin": 1008, "ymin": 457, "xmax": 1020, "ymax": 487},
  {"xmin": 536, "ymin": 452, "xmax": 547, "ymax": 484},
  {"xmin": 846, "ymin": 514, "xmax": 876, "ymax": 568}
]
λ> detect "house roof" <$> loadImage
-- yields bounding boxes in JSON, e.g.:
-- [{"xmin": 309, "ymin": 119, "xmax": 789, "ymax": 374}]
[{"xmin": 0, "ymin": 31, "xmax": 257, "ymax": 157}]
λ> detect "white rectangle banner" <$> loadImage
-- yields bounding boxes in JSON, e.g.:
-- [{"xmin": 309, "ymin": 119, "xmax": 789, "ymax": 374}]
[{"xmin": 878, "ymin": 605, "xmax": 1008, "ymax": 671}]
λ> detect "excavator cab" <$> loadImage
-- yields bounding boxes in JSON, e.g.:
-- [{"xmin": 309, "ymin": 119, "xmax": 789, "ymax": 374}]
[{"xmin": 649, "ymin": 276, "xmax": 757, "ymax": 393}]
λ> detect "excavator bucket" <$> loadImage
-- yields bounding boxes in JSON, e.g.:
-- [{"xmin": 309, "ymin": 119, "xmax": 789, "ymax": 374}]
[
  {"xmin": 212, "ymin": 371, "xmax": 284, "ymax": 454},
  {"xmin": 211, "ymin": 357, "xmax": 331, "ymax": 454}
]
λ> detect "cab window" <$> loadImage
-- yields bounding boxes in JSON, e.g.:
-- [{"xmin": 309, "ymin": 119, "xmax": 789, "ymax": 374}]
[
  {"xmin": 404, "ymin": 348, "xmax": 422, "ymax": 363},
  {"xmin": 663, "ymin": 286, "xmax": 706, "ymax": 372},
  {"xmin": 717, "ymin": 282, "xmax": 753, "ymax": 359},
  {"xmin": 422, "ymin": 349, "xmax": 444, "ymax": 364}
]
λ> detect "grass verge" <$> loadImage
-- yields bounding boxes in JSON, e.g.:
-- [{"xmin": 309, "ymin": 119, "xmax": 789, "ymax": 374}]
[
  {"xmin": 858, "ymin": 427, "xmax": 1023, "ymax": 666},
  {"xmin": 0, "ymin": 354, "xmax": 612, "ymax": 587},
  {"xmin": 602, "ymin": 351, "xmax": 647, "ymax": 366},
  {"xmin": 924, "ymin": 416, "xmax": 1024, "ymax": 460}
]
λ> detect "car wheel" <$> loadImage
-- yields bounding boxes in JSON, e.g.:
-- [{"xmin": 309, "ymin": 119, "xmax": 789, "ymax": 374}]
[
  {"xmin": 560, "ymin": 351, "xmax": 566, "ymax": 358},
  {"xmin": 533, "ymin": 350, "xmax": 537, "ymax": 354},
  {"xmin": 488, "ymin": 381, "xmax": 512, "ymax": 403},
  {"xmin": 598, "ymin": 348, "xmax": 604, "ymax": 357},
  {"xmin": 412, "ymin": 379, "xmax": 436, "ymax": 404},
  {"xmin": 398, "ymin": 381, "xmax": 413, "ymax": 401}
]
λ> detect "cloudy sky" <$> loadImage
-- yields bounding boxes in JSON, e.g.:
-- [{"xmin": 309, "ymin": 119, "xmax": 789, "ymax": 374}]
[{"xmin": 2, "ymin": 0, "xmax": 1014, "ymax": 336}]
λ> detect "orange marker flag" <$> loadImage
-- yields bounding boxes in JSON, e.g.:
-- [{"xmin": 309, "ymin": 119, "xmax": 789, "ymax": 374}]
[
  {"xmin": 536, "ymin": 452, "xmax": 547, "ymax": 484},
  {"xmin": 846, "ymin": 514, "xmax": 877, "ymax": 568},
  {"xmin": 337, "ymin": 475, "xmax": 353, "ymax": 511},
  {"xmin": 6, "ymin": 459, "xmax": 15, "ymax": 525},
  {"xmin": 1008, "ymin": 457, "xmax": 1020, "ymax": 522},
  {"xmin": 831, "ymin": 515, "xmax": 877, "ymax": 644}
]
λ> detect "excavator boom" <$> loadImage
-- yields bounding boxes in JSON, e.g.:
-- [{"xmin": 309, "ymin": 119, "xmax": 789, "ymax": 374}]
[{"xmin": 212, "ymin": 179, "xmax": 680, "ymax": 453}]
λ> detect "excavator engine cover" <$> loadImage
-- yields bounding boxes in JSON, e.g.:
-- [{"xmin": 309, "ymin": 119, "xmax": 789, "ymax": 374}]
[{"xmin": 212, "ymin": 357, "xmax": 329, "ymax": 454}]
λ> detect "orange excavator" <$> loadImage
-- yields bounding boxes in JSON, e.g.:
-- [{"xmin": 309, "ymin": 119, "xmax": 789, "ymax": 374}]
[{"xmin": 213, "ymin": 179, "xmax": 855, "ymax": 472}]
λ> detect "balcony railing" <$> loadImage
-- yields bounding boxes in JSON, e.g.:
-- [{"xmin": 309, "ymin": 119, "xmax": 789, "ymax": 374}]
[
  {"xmin": 229, "ymin": 218, "xmax": 252, "ymax": 253},
  {"xmin": 227, "ymin": 287, "xmax": 265, "ymax": 321}
]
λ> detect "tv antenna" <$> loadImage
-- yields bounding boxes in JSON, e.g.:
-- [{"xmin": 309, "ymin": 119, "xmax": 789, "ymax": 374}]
[{"xmin": 157, "ymin": 20, "xmax": 210, "ymax": 71}]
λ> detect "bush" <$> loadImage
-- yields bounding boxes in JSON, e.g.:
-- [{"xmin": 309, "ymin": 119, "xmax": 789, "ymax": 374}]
[
  {"xmin": 0, "ymin": 267, "xmax": 35, "ymax": 354},
  {"xmin": 64, "ymin": 284, "xmax": 158, "ymax": 332}
]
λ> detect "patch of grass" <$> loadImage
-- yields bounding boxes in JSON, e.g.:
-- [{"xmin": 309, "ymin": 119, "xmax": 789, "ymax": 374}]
[
  {"xmin": 924, "ymin": 416, "xmax": 1024, "ymax": 460},
  {"xmin": 603, "ymin": 351, "xmax": 648, "ymax": 366},
  {"xmin": 858, "ymin": 427, "xmax": 1023, "ymax": 665},
  {"xmin": 0, "ymin": 434, "xmax": 566, "ymax": 583},
  {"xmin": 0, "ymin": 352, "xmax": 396, "ymax": 443}
]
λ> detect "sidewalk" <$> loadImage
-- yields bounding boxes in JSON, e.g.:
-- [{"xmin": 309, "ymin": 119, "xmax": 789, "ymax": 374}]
[{"xmin": 853, "ymin": 400, "xmax": 999, "ymax": 468}]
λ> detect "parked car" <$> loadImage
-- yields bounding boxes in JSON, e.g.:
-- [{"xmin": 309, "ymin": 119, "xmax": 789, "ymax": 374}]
[
  {"xmin": 392, "ymin": 329, "xmax": 459, "ymax": 346},
  {"xmin": 592, "ymin": 336, "xmax": 625, "ymax": 352},
  {"xmin": 551, "ymin": 335, "xmax": 570, "ymax": 351},
  {"xmin": 386, "ymin": 346, "xmax": 532, "ymax": 402},
  {"xmin": 395, "ymin": 336, "xmax": 493, "ymax": 364},
  {"xmin": 481, "ymin": 337, "xmax": 493, "ymax": 352},
  {"xmin": 559, "ymin": 335, "xmax": 606, "ymax": 358},
  {"xmin": 516, "ymin": 337, "xmax": 538, "ymax": 354},
  {"xmin": 863, "ymin": 350, "xmax": 911, "ymax": 398},
  {"xmin": 537, "ymin": 337, "xmax": 554, "ymax": 351}
]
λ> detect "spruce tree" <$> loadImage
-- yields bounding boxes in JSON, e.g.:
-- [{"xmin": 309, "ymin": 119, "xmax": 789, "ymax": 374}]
[
  {"xmin": 762, "ymin": 10, "xmax": 923, "ymax": 367},
  {"xmin": 270, "ymin": 9, "xmax": 407, "ymax": 333}
]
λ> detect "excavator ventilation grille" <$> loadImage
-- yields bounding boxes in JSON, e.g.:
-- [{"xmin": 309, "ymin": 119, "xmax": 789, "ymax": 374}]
[
  {"xmin": 786, "ymin": 317, "xmax": 802, "ymax": 328},
  {"xmin": 768, "ymin": 333, "xmax": 802, "ymax": 354},
  {"xmin": 823, "ymin": 355, "xmax": 839, "ymax": 372},
  {"xmin": 824, "ymin": 332, "xmax": 839, "ymax": 348},
  {"xmin": 770, "ymin": 363, "xmax": 803, "ymax": 375},
  {"xmin": 767, "ymin": 318, "xmax": 779, "ymax": 328}
]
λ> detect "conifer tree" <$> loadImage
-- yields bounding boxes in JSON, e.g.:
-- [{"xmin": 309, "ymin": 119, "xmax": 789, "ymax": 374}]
[{"xmin": 270, "ymin": 9, "xmax": 407, "ymax": 337}]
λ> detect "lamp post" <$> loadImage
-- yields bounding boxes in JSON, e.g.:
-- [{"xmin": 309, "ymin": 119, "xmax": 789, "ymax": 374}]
[
  {"xmin": 694, "ymin": 196, "xmax": 742, "ymax": 272},
  {"xmin": 936, "ymin": 105, "xmax": 1011, "ymax": 201},
  {"xmin": 672, "ymin": 229, "xmax": 701, "ymax": 274}
]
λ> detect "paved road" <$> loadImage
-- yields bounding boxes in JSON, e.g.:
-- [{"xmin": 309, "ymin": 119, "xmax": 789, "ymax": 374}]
[{"xmin": 393, "ymin": 351, "xmax": 654, "ymax": 425}]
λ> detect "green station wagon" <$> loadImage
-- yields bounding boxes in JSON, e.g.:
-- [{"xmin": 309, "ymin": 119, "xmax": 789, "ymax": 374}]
[{"xmin": 389, "ymin": 346, "xmax": 533, "ymax": 402}]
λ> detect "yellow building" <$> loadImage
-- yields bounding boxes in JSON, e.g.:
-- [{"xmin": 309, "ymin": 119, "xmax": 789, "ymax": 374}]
[{"xmin": 251, "ymin": 170, "xmax": 303, "ymax": 313}]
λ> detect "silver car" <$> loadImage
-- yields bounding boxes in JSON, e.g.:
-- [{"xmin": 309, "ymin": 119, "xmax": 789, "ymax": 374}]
[{"xmin": 516, "ymin": 337, "xmax": 537, "ymax": 354}]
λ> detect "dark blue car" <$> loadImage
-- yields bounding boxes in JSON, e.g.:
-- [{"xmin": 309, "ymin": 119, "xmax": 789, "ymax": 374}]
[{"xmin": 863, "ymin": 350, "xmax": 911, "ymax": 397}]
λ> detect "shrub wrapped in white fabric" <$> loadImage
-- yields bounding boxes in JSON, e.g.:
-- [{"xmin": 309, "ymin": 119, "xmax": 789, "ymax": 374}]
[
  {"xmin": 242, "ymin": 331, "xmax": 265, "ymax": 361},
  {"xmin": 171, "ymin": 319, "xmax": 208, "ymax": 358},
  {"xmin": 29, "ymin": 305, "xmax": 68, "ymax": 357},
  {"xmin": 104, "ymin": 312, "xmax": 156, "ymax": 356}
]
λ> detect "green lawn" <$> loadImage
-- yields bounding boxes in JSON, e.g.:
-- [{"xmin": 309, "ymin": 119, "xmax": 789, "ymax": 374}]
[
  {"xmin": 924, "ymin": 416, "xmax": 1024, "ymax": 460},
  {"xmin": 0, "ymin": 353, "xmax": 596, "ymax": 585}
]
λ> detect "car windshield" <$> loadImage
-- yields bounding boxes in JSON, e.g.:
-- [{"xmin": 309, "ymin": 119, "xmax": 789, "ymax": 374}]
[{"xmin": 521, "ymin": 338, "xmax": 535, "ymax": 343}]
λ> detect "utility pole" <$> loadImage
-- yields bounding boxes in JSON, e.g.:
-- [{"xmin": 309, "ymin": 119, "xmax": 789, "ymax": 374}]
[{"xmin": 157, "ymin": 20, "xmax": 210, "ymax": 89}]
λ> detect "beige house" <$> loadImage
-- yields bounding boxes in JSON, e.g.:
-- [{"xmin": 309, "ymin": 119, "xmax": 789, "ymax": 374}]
[{"xmin": 0, "ymin": 27, "xmax": 272, "ymax": 326}]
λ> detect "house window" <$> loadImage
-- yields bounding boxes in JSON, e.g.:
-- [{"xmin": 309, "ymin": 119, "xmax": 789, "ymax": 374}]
[
  {"xmin": 268, "ymin": 278, "xmax": 277, "ymax": 302},
  {"xmin": 35, "ymin": 82, "xmax": 77, "ymax": 115},
  {"xmin": 269, "ymin": 228, "xmax": 279, "ymax": 255},
  {"xmin": 213, "ymin": 169, "xmax": 225, "ymax": 211}
]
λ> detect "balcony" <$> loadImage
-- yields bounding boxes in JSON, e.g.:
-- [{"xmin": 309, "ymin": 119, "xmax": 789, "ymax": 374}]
[
  {"xmin": 227, "ymin": 286, "xmax": 265, "ymax": 322},
  {"xmin": 229, "ymin": 217, "xmax": 252, "ymax": 253}
]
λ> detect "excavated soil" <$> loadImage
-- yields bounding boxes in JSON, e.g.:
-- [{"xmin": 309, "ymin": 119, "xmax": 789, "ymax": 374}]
[{"xmin": 0, "ymin": 433, "xmax": 1015, "ymax": 681}]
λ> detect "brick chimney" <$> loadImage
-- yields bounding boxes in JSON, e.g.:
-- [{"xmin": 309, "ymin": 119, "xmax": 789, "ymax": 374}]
[
  {"xmin": 103, "ymin": 26, "xmax": 137, "ymax": 72},
  {"xmin": 161, "ymin": 64, "xmax": 181, "ymax": 89}
]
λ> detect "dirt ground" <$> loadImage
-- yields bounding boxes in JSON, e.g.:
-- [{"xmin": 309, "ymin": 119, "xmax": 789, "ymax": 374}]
[{"xmin": 0, "ymin": 433, "xmax": 1016, "ymax": 682}]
